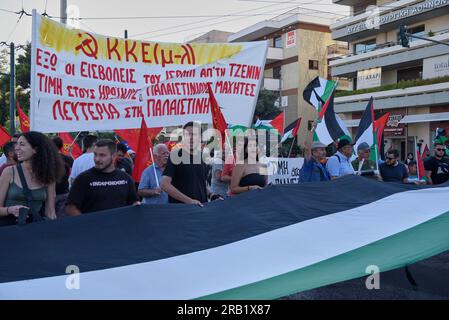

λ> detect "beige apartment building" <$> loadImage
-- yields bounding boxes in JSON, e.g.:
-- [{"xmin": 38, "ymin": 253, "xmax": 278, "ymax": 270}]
[
  {"xmin": 229, "ymin": 9, "xmax": 346, "ymax": 146},
  {"xmin": 331, "ymin": 0, "xmax": 449, "ymax": 159}
]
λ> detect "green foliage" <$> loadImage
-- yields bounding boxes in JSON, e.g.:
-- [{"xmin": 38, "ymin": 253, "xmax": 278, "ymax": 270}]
[
  {"xmin": 336, "ymin": 76, "xmax": 449, "ymax": 97},
  {"xmin": 253, "ymin": 89, "xmax": 279, "ymax": 123},
  {"xmin": 0, "ymin": 43, "xmax": 32, "ymax": 128}
]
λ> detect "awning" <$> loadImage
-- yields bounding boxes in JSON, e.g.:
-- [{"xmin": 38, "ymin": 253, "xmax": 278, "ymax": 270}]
[{"xmin": 400, "ymin": 112, "xmax": 449, "ymax": 124}]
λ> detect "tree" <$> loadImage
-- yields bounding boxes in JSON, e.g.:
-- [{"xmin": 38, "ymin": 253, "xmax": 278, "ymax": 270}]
[{"xmin": 253, "ymin": 89, "xmax": 279, "ymax": 123}]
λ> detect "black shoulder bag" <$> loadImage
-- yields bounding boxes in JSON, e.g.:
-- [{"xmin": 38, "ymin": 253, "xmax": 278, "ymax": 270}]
[{"xmin": 16, "ymin": 164, "xmax": 44, "ymax": 225}]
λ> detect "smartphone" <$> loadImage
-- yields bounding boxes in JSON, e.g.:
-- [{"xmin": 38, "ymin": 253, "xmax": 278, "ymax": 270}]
[{"xmin": 17, "ymin": 207, "xmax": 30, "ymax": 225}]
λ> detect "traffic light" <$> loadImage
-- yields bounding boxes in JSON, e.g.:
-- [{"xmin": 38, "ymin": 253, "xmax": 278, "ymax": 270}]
[{"xmin": 399, "ymin": 25, "xmax": 410, "ymax": 48}]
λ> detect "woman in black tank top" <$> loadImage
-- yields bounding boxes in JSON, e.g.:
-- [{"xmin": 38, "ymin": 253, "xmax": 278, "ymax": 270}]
[{"xmin": 230, "ymin": 136, "xmax": 267, "ymax": 194}]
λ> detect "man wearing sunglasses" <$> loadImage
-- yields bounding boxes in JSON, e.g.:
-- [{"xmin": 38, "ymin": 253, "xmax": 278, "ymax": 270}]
[
  {"xmin": 379, "ymin": 149, "xmax": 409, "ymax": 183},
  {"xmin": 424, "ymin": 142, "xmax": 449, "ymax": 185}
]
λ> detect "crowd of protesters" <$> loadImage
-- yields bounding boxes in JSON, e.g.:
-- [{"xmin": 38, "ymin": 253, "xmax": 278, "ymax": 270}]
[{"xmin": 0, "ymin": 121, "xmax": 448, "ymax": 226}]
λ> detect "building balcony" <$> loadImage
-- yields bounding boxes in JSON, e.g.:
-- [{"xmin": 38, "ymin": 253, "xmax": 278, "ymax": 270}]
[
  {"xmin": 330, "ymin": 30, "xmax": 449, "ymax": 77},
  {"xmin": 332, "ymin": 0, "xmax": 362, "ymax": 5},
  {"xmin": 331, "ymin": 0, "xmax": 449, "ymax": 42},
  {"xmin": 266, "ymin": 47, "xmax": 283, "ymax": 63},
  {"xmin": 263, "ymin": 78, "xmax": 282, "ymax": 91},
  {"xmin": 327, "ymin": 43, "xmax": 349, "ymax": 59},
  {"xmin": 334, "ymin": 81, "xmax": 449, "ymax": 113}
]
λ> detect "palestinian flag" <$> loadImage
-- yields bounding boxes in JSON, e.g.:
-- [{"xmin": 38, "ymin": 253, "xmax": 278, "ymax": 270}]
[
  {"xmin": 353, "ymin": 97, "xmax": 377, "ymax": 162},
  {"xmin": 1, "ymin": 176, "xmax": 448, "ymax": 299},
  {"xmin": 303, "ymin": 76, "xmax": 336, "ymax": 111},
  {"xmin": 314, "ymin": 91, "xmax": 351, "ymax": 146},
  {"xmin": 254, "ymin": 111, "xmax": 284, "ymax": 136},
  {"xmin": 280, "ymin": 117, "xmax": 301, "ymax": 143}
]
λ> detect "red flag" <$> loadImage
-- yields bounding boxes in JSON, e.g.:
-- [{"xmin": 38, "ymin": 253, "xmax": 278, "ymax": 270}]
[
  {"xmin": 0, "ymin": 126, "xmax": 11, "ymax": 147},
  {"xmin": 132, "ymin": 118, "xmax": 153, "ymax": 182},
  {"xmin": 374, "ymin": 112, "xmax": 390, "ymax": 148},
  {"xmin": 422, "ymin": 144, "xmax": 429, "ymax": 158},
  {"xmin": 416, "ymin": 140, "xmax": 426, "ymax": 180},
  {"xmin": 270, "ymin": 112, "xmax": 284, "ymax": 136},
  {"xmin": 16, "ymin": 102, "xmax": 30, "ymax": 133},
  {"xmin": 207, "ymin": 84, "xmax": 228, "ymax": 147},
  {"xmin": 114, "ymin": 127, "xmax": 162, "ymax": 152},
  {"xmin": 58, "ymin": 132, "xmax": 82, "ymax": 159}
]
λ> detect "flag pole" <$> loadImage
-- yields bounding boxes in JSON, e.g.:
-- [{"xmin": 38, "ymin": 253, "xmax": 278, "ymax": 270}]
[
  {"xmin": 149, "ymin": 147, "xmax": 159, "ymax": 188},
  {"xmin": 414, "ymin": 136, "xmax": 420, "ymax": 179},
  {"xmin": 288, "ymin": 135, "xmax": 296, "ymax": 158},
  {"xmin": 68, "ymin": 131, "xmax": 82, "ymax": 158}
]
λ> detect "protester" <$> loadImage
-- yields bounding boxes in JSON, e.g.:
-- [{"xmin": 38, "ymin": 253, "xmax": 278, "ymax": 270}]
[
  {"xmin": 221, "ymin": 136, "xmax": 245, "ymax": 188},
  {"xmin": 0, "ymin": 141, "xmax": 18, "ymax": 176},
  {"xmin": 424, "ymin": 142, "xmax": 449, "ymax": 185},
  {"xmin": 69, "ymin": 134, "xmax": 97, "ymax": 185},
  {"xmin": 210, "ymin": 152, "xmax": 230, "ymax": 197},
  {"xmin": 161, "ymin": 122, "xmax": 222, "ymax": 206},
  {"xmin": 66, "ymin": 139, "xmax": 140, "ymax": 215},
  {"xmin": 52, "ymin": 136, "xmax": 74, "ymax": 217},
  {"xmin": 379, "ymin": 149, "xmax": 410, "ymax": 183},
  {"xmin": 405, "ymin": 152, "xmax": 414, "ymax": 166},
  {"xmin": 0, "ymin": 131, "xmax": 64, "ymax": 226},
  {"xmin": 0, "ymin": 133, "xmax": 21, "ymax": 166},
  {"xmin": 299, "ymin": 127, "xmax": 330, "ymax": 183},
  {"xmin": 138, "ymin": 143, "xmax": 169, "ymax": 204},
  {"xmin": 326, "ymin": 138, "xmax": 355, "ymax": 179},
  {"xmin": 115, "ymin": 142, "xmax": 133, "ymax": 176},
  {"xmin": 407, "ymin": 160, "xmax": 427, "ymax": 184},
  {"xmin": 351, "ymin": 142, "xmax": 381, "ymax": 180},
  {"xmin": 230, "ymin": 136, "xmax": 267, "ymax": 194}
]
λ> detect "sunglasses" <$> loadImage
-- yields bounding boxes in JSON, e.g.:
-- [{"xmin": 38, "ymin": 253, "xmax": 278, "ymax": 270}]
[{"xmin": 436, "ymin": 148, "xmax": 446, "ymax": 151}]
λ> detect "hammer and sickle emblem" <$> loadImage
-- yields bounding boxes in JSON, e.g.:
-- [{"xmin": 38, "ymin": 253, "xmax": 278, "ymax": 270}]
[
  {"xmin": 75, "ymin": 32, "xmax": 99, "ymax": 59},
  {"xmin": 63, "ymin": 143, "xmax": 70, "ymax": 152},
  {"xmin": 23, "ymin": 120, "xmax": 30, "ymax": 127}
]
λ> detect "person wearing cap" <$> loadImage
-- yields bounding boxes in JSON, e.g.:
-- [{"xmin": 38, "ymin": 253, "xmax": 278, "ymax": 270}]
[
  {"xmin": 299, "ymin": 128, "xmax": 330, "ymax": 183},
  {"xmin": 326, "ymin": 138, "xmax": 355, "ymax": 180},
  {"xmin": 351, "ymin": 142, "xmax": 381, "ymax": 180}
]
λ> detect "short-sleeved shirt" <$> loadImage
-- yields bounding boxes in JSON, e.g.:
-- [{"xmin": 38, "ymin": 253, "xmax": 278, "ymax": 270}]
[
  {"xmin": 211, "ymin": 161, "xmax": 229, "ymax": 196},
  {"xmin": 69, "ymin": 152, "xmax": 95, "ymax": 181},
  {"xmin": 163, "ymin": 149, "xmax": 208, "ymax": 204},
  {"xmin": 67, "ymin": 167, "xmax": 138, "ymax": 214},
  {"xmin": 379, "ymin": 162, "xmax": 408, "ymax": 183},
  {"xmin": 138, "ymin": 163, "xmax": 168, "ymax": 204},
  {"xmin": 326, "ymin": 151, "xmax": 355, "ymax": 178},
  {"xmin": 424, "ymin": 156, "xmax": 449, "ymax": 185}
]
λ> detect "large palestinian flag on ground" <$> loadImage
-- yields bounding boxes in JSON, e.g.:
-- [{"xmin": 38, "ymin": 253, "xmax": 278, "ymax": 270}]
[
  {"xmin": 1, "ymin": 176, "xmax": 449, "ymax": 299},
  {"xmin": 314, "ymin": 91, "xmax": 351, "ymax": 145}
]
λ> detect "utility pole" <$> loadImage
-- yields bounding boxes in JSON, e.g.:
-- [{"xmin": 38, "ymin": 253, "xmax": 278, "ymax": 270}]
[
  {"xmin": 124, "ymin": 30, "xmax": 128, "ymax": 39},
  {"xmin": 60, "ymin": 0, "xmax": 67, "ymax": 24},
  {"xmin": 9, "ymin": 42, "xmax": 15, "ymax": 135}
]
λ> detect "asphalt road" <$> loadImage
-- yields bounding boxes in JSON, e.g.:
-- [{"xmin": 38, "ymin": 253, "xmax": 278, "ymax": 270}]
[{"xmin": 283, "ymin": 250, "xmax": 449, "ymax": 300}]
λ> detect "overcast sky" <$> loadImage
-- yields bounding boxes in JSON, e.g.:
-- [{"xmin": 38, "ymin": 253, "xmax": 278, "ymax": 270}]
[{"xmin": 1, "ymin": 0, "xmax": 348, "ymax": 46}]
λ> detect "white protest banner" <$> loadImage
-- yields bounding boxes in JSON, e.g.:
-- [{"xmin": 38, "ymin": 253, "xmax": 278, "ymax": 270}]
[
  {"xmin": 31, "ymin": 11, "xmax": 268, "ymax": 132},
  {"xmin": 263, "ymin": 157, "xmax": 304, "ymax": 185}
]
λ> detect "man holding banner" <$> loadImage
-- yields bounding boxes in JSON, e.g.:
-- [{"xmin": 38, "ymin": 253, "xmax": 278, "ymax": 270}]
[{"xmin": 138, "ymin": 144, "xmax": 169, "ymax": 204}]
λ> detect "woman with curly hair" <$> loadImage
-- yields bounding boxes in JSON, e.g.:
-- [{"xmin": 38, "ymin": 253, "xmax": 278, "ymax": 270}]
[{"xmin": 0, "ymin": 131, "xmax": 64, "ymax": 226}]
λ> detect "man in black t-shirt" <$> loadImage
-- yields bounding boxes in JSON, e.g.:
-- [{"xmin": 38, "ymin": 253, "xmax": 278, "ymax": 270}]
[
  {"xmin": 66, "ymin": 139, "xmax": 139, "ymax": 215},
  {"xmin": 379, "ymin": 149, "xmax": 410, "ymax": 183},
  {"xmin": 424, "ymin": 142, "xmax": 449, "ymax": 185},
  {"xmin": 161, "ymin": 122, "xmax": 222, "ymax": 206}
]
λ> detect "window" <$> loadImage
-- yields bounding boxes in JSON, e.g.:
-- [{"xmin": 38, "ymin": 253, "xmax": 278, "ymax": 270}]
[
  {"xmin": 273, "ymin": 66, "xmax": 281, "ymax": 79},
  {"xmin": 354, "ymin": 38, "xmax": 376, "ymax": 55},
  {"xmin": 397, "ymin": 66, "xmax": 423, "ymax": 82},
  {"xmin": 309, "ymin": 60, "xmax": 319, "ymax": 70},
  {"xmin": 273, "ymin": 36, "xmax": 282, "ymax": 48}
]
